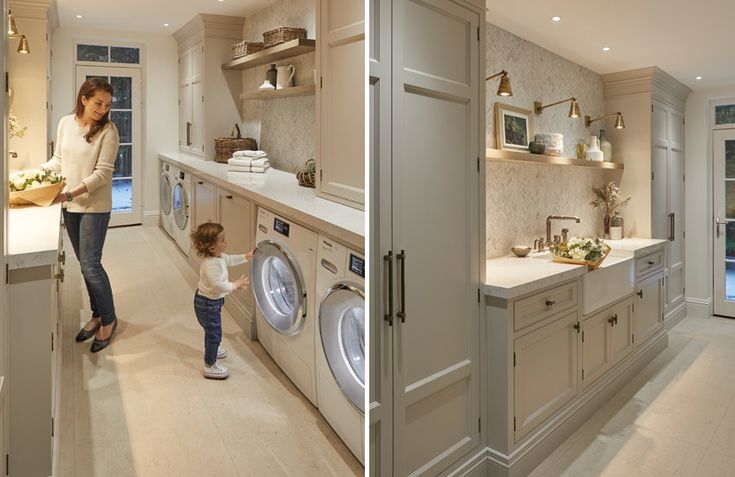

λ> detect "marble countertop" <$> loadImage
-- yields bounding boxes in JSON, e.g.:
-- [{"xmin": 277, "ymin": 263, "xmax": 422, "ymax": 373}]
[
  {"xmin": 7, "ymin": 204, "xmax": 62, "ymax": 270},
  {"xmin": 159, "ymin": 152, "xmax": 364, "ymax": 251},
  {"xmin": 485, "ymin": 238, "xmax": 667, "ymax": 299}
]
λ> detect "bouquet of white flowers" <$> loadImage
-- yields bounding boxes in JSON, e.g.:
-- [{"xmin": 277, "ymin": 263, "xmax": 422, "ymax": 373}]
[
  {"xmin": 9, "ymin": 168, "xmax": 65, "ymax": 207},
  {"xmin": 550, "ymin": 237, "xmax": 611, "ymax": 269}
]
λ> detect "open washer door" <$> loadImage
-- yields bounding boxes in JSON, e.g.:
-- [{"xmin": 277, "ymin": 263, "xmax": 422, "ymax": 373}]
[
  {"xmin": 252, "ymin": 239, "xmax": 307, "ymax": 336},
  {"xmin": 320, "ymin": 283, "xmax": 365, "ymax": 413}
]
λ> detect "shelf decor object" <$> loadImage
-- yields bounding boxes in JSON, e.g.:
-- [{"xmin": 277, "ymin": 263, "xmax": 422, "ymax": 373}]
[
  {"xmin": 585, "ymin": 111, "xmax": 625, "ymax": 129},
  {"xmin": 221, "ymin": 38, "xmax": 316, "ymax": 71},
  {"xmin": 263, "ymin": 26, "xmax": 307, "ymax": 48},
  {"xmin": 240, "ymin": 84, "xmax": 315, "ymax": 100},
  {"xmin": 494, "ymin": 103, "xmax": 533, "ymax": 151},
  {"xmin": 534, "ymin": 97, "xmax": 580, "ymax": 118},
  {"xmin": 486, "ymin": 148, "xmax": 625, "ymax": 170},
  {"xmin": 486, "ymin": 70, "xmax": 513, "ymax": 97}
]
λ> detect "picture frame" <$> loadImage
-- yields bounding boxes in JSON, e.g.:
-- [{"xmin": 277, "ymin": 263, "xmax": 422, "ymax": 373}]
[{"xmin": 494, "ymin": 103, "xmax": 533, "ymax": 151}]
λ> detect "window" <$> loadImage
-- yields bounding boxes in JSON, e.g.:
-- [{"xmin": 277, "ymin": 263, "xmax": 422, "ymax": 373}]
[
  {"xmin": 76, "ymin": 43, "xmax": 141, "ymax": 65},
  {"xmin": 716, "ymin": 104, "xmax": 735, "ymax": 126}
]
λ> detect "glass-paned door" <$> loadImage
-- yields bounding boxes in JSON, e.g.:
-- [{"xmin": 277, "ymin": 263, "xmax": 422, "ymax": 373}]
[
  {"xmin": 714, "ymin": 129, "xmax": 735, "ymax": 316},
  {"xmin": 75, "ymin": 66, "xmax": 142, "ymax": 227}
]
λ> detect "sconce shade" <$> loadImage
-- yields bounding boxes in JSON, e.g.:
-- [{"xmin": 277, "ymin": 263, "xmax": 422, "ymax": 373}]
[
  {"xmin": 8, "ymin": 11, "xmax": 18, "ymax": 36},
  {"xmin": 614, "ymin": 112, "xmax": 625, "ymax": 129},
  {"xmin": 569, "ymin": 99, "xmax": 580, "ymax": 118},
  {"xmin": 17, "ymin": 35, "xmax": 30, "ymax": 54},
  {"xmin": 497, "ymin": 73, "xmax": 512, "ymax": 97}
]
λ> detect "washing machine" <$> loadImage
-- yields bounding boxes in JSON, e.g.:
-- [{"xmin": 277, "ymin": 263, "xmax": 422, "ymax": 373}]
[
  {"xmin": 172, "ymin": 167, "xmax": 192, "ymax": 256},
  {"xmin": 251, "ymin": 207, "xmax": 318, "ymax": 406},
  {"xmin": 159, "ymin": 161, "xmax": 174, "ymax": 238},
  {"xmin": 315, "ymin": 236, "xmax": 365, "ymax": 462}
]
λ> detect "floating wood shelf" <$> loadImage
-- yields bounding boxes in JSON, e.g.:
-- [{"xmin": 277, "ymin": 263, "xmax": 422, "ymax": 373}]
[
  {"xmin": 240, "ymin": 85, "xmax": 315, "ymax": 100},
  {"xmin": 486, "ymin": 148, "xmax": 624, "ymax": 170},
  {"xmin": 222, "ymin": 39, "xmax": 316, "ymax": 71}
]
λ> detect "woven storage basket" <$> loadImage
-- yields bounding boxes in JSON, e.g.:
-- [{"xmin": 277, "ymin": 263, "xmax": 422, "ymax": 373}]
[
  {"xmin": 214, "ymin": 124, "xmax": 257, "ymax": 163},
  {"xmin": 295, "ymin": 159, "xmax": 316, "ymax": 188},
  {"xmin": 263, "ymin": 27, "xmax": 307, "ymax": 48},
  {"xmin": 9, "ymin": 181, "xmax": 65, "ymax": 207},
  {"xmin": 232, "ymin": 40, "xmax": 264, "ymax": 59}
]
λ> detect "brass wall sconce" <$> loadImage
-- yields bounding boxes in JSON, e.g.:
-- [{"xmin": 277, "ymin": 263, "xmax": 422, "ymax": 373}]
[
  {"xmin": 485, "ymin": 70, "xmax": 513, "ymax": 97},
  {"xmin": 8, "ymin": 11, "xmax": 30, "ymax": 54},
  {"xmin": 534, "ymin": 97, "xmax": 580, "ymax": 118},
  {"xmin": 585, "ymin": 112, "xmax": 625, "ymax": 129}
]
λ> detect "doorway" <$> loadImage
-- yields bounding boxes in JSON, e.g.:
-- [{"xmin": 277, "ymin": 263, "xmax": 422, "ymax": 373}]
[
  {"xmin": 75, "ymin": 65, "xmax": 142, "ymax": 227},
  {"xmin": 713, "ymin": 128, "xmax": 735, "ymax": 316}
]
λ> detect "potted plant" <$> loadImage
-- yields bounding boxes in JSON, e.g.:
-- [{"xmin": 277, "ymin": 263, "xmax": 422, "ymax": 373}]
[{"xmin": 591, "ymin": 181, "xmax": 631, "ymax": 238}]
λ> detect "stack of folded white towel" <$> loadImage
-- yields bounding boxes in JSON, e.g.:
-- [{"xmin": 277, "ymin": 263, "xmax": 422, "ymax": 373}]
[{"xmin": 227, "ymin": 150, "xmax": 271, "ymax": 173}]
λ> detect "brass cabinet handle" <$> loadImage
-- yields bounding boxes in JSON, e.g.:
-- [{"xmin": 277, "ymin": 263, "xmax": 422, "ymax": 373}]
[
  {"xmin": 197, "ymin": 181, "xmax": 204, "ymax": 185},
  {"xmin": 225, "ymin": 195, "xmax": 233, "ymax": 199},
  {"xmin": 573, "ymin": 322, "xmax": 581, "ymax": 333},
  {"xmin": 58, "ymin": 251, "xmax": 65, "ymax": 265},
  {"xmin": 397, "ymin": 250, "xmax": 406, "ymax": 323},
  {"xmin": 545, "ymin": 299, "xmax": 556, "ymax": 307},
  {"xmin": 637, "ymin": 289, "xmax": 643, "ymax": 298},
  {"xmin": 383, "ymin": 252, "xmax": 393, "ymax": 326},
  {"xmin": 608, "ymin": 315, "xmax": 616, "ymax": 325},
  {"xmin": 648, "ymin": 260, "xmax": 655, "ymax": 265},
  {"xmin": 54, "ymin": 269, "xmax": 64, "ymax": 283},
  {"xmin": 669, "ymin": 212, "xmax": 675, "ymax": 241},
  {"xmin": 716, "ymin": 218, "xmax": 727, "ymax": 238},
  {"xmin": 186, "ymin": 122, "xmax": 192, "ymax": 146}
]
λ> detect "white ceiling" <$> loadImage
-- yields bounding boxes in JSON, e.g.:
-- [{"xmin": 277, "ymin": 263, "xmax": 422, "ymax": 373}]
[
  {"xmin": 55, "ymin": 0, "xmax": 277, "ymax": 33},
  {"xmin": 485, "ymin": 0, "xmax": 735, "ymax": 91}
]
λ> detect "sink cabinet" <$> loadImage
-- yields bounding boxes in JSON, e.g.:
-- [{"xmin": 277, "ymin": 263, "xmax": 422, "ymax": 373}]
[
  {"xmin": 581, "ymin": 296, "xmax": 634, "ymax": 389},
  {"xmin": 635, "ymin": 273, "xmax": 664, "ymax": 346}
]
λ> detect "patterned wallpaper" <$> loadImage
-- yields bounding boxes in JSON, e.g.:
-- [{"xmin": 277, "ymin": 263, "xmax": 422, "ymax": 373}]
[
  {"xmin": 485, "ymin": 22, "xmax": 621, "ymax": 258},
  {"xmin": 241, "ymin": 0, "xmax": 316, "ymax": 173}
]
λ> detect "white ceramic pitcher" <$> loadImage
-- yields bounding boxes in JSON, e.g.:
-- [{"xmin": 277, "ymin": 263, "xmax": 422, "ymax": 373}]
[{"xmin": 276, "ymin": 64, "xmax": 295, "ymax": 89}]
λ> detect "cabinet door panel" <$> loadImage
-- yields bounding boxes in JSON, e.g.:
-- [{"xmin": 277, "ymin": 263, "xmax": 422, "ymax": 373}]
[
  {"xmin": 193, "ymin": 179, "xmax": 216, "ymax": 227},
  {"xmin": 179, "ymin": 83, "xmax": 192, "ymax": 151},
  {"xmin": 217, "ymin": 191, "xmax": 254, "ymax": 311},
  {"xmin": 581, "ymin": 309, "xmax": 610, "ymax": 388},
  {"xmin": 515, "ymin": 311, "xmax": 578, "ymax": 440},
  {"xmin": 191, "ymin": 80, "xmax": 205, "ymax": 156},
  {"xmin": 651, "ymin": 145, "xmax": 668, "ymax": 240},
  {"xmin": 635, "ymin": 275, "xmax": 663, "ymax": 345},
  {"xmin": 610, "ymin": 297, "xmax": 634, "ymax": 365},
  {"xmin": 668, "ymin": 136, "xmax": 685, "ymax": 312}
]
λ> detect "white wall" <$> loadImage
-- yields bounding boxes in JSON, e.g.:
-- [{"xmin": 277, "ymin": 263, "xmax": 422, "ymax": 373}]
[
  {"xmin": 685, "ymin": 85, "xmax": 735, "ymax": 317},
  {"xmin": 51, "ymin": 27, "xmax": 178, "ymax": 221}
]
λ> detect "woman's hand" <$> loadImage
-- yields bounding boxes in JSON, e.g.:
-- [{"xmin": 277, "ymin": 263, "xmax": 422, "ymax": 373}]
[{"xmin": 52, "ymin": 192, "xmax": 66, "ymax": 204}]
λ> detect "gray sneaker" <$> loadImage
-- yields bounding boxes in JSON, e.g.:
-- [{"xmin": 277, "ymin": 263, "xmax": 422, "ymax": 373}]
[{"xmin": 203, "ymin": 361, "xmax": 230, "ymax": 379}]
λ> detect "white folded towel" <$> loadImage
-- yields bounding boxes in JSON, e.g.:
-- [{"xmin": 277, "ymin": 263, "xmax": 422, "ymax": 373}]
[
  {"xmin": 249, "ymin": 158, "xmax": 270, "ymax": 167},
  {"xmin": 227, "ymin": 165, "xmax": 252, "ymax": 172},
  {"xmin": 250, "ymin": 165, "xmax": 270, "ymax": 173},
  {"xmin": 228, "ymin": 157, "xmax": 253, "ymax": 167},
  {"xmin": 232, "ymin": 150, "xmax": 266, "ymax": 158}
]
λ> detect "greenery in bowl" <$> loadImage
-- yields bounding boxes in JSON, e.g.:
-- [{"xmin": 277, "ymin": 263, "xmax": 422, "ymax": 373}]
[
  {"xmin": 551, "ymin": 237, "xmax": 607, "ymax": 262},
  {"xmin": 9, "ymin": 168, "xmax": 64, "ymax": 192}
]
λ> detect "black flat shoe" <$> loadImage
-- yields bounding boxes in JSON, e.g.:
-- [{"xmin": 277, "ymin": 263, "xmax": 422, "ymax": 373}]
[
  {"xmin": 75, "ymin": 321, "xmax": 101, "ymax": 342},
  {"xmin": 90, "ymin": 319, "xmax": 118, "ymax": 353}
]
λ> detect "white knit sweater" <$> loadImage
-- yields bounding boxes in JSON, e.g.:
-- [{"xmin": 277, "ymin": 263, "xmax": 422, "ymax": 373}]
[
  {"xmin": 43, "ymin": 114, "xmax": 120, "ymax": 213},
  {"xmin": 197, "ymin": 253, "xmax": 249, "ymax": 299}
]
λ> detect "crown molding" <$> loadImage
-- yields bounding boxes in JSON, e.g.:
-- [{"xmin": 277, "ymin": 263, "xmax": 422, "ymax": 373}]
[
  {"xmin": 174, "ymin": 13, "xmax": 244, "ymax": 52},
  {"xmin": 9, "ymin": 0, "xmax": 55, "ymax": 22},
  {"xmin": 602, "ymin": 66, "xmax": 690, "ymax": 109}
]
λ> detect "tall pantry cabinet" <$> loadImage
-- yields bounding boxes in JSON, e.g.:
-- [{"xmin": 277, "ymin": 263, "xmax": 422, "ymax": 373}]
[
  {"xmin": 602, "ymin": 67, "xmax": 690, "ymax": 326},
  {"xmin": 370, "ymin": 0, "xmax": 486, "ymax": 475},
  {"xmin": 174, "ymin": 14, "xmax": 243, "ymax": 160}
]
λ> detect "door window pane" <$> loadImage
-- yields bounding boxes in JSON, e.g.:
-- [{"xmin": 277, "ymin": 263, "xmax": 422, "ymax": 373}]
[
  {"xmin": 727, "ymin": 182, "xmax": 735, "ymax": 219},
  {"xmin": 111, "ymin": 111, "xmax": 132, "ymax": 143},
  {"xmin": 111, "ymin": 178, "xmax": 132, "ymax": 212},
  {"xmin": 114, "ymin": 145, "xmax": 132, "ymax": 178},
  {"xmin": 727, "ymin": 222, "xmax": 735, "ymax": 260},
  {"xmin": 727, "ymin": 140, "xmax": 735, "ymax": 178},
  {"xmin": 85, "ymin": 75, "xmax": 108, "ymax": 82},
  {"xmin": 716, "ymin": 105, "xmax": 735, "ymax": 125},
  {"xmin": 111, "ymin": 77, "xmax": 132, "ymax": 108},
  {"xmin": 110, "ymin": 46, "xmax": 140, "ymax": 64},
  {"xmin": 77, "ymin": 44, "xmax": 109, "ymax": 62}
]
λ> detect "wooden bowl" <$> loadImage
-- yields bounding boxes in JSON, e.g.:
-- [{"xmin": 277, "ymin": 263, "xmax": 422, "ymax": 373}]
[{"xmin": 511, "ymin": 245, "xmax": 531, "ymax": 257}]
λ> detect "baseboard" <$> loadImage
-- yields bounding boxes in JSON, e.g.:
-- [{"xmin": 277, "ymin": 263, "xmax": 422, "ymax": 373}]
[
  {"xmin": 446, "ymin": 448, "xmax": 490, "ymax": 477},
  {"xmin": 685, "ymin": 297, "xmax": 712, "ymax": 318},
  {"xmin": 665, "ymin": 301, "xmax": 688, "ymax": 329},
  {"xmin": 143, "ymin": 210, "xmax": 159, "ymax": 227},
  {"xmin": 464, "ymin": 330, "xmax": 669, "ymax": 477}
]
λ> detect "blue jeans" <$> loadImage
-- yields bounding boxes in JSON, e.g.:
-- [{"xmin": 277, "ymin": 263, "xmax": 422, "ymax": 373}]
[
  {"xmin": 63, "ymin": 210, "xmax": 117, "ymax": 326},
  {"xmin": 194, "ymin": 291, "xmax": 224, "ymax": 365}
]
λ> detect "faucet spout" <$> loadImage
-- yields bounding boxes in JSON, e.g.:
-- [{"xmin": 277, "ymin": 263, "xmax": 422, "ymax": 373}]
[{"xmin": 546, "ymin": 215, "xmax": 581, "ymax": 243}]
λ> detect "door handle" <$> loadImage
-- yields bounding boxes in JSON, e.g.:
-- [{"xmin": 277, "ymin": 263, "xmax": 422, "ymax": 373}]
[
  {"xmin": 716, "ymin": 218, "xmax": 727, "ymax": 238},
  {"xmin": 383, "ymin": 252, "xmax": 393, "ymax": 326},
  {"xmin": 186, "ymin": 121, "xmax": 192, "ymax": 146},
  {"xmin": 637, "ymin": 289, "xmax": 643, "ymax": 298},
  {"xmin": 669, "ymin": 213, "xmax": 675, "ymax": 241},
  {"xmin": 397, "ymin": 250, "xmax": 406, "ymax": 323}
]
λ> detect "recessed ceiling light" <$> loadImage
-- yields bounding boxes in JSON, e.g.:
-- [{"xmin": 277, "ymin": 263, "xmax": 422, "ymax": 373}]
[
  {"xmin": 602, "ymin": 47, "xmax": 610, "ymax": 52},
  {"xmin": 696, "ymin": 76, "xmax": 703, "ymax": 80},
  {"xmin": 76, "ymin": 14, "xmax": 82, "ymax": 18},
  {"xmin": 164, "ymin": 23, "xmax": 169, "ymax": 27},
  {"xmin": 552, "ymin": 16, "xmax": 561, "ymax": 22}
]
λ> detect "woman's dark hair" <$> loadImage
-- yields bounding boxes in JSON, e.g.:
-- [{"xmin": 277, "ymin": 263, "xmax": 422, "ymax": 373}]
[
  {"xmin": 191, "ymin": 222, "xmax": 224, "ymax": 257},
  {"xmin": 75, "ymin": 78, "xmax": 114, "ymax": 143}
]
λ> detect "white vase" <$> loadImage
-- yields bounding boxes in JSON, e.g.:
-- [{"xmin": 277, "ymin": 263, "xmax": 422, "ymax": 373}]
[{"xmin": 586, "ymin": 136, "xmax": 604, "ymax": 161}]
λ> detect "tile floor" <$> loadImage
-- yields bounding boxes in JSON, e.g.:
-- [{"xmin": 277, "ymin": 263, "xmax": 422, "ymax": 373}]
[
  {"xmin": 58, "ymin": 225, "xmax": 362, "ymax": 477},
  {"xmin": 530, "ymin": 313, "xmax": 735, "ymax": 477}
]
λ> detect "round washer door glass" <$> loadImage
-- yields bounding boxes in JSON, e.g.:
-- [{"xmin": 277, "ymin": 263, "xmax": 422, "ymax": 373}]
[
  {"xmin": 320, "ymin": 283, "xmax": 365, "ymax": 413},
  {"xmin": 160, "ymin": 174, "xmax": 172, "ymax": 215},
  {"xmin": 251, "ymin": 240, "xmax": 306, "ymax": 335},
  {"xmin": 172, "ymin": 182, "xmax": 188, "ymax": 230}
]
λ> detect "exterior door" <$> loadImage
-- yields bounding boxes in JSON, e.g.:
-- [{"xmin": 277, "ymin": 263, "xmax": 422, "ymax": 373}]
[
  {"xmin": 75, "ymin": 66, "xmax": 142, "ymax": 227},
  {"xmin": 391, "ymin": 0, "xmax": 482, "ymax": 475},
  {"xmin": 714, "ymin": 129, "xmax": 735, "ymax": 316}
]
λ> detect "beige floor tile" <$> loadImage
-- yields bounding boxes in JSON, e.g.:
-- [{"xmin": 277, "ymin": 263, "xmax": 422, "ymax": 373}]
[{"xmin": 694, "ymin": 450, "xmax": 735, "ymax": 477}]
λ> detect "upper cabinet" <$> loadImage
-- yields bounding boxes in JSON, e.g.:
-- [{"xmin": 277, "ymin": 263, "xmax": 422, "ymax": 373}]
[
  {"xmin": 174, "ymin": 14, "xmax": 244, "ymax": 160},
  {"xmin": 316, "ymin": 0, "xmax": 365, "ymax": 209}
]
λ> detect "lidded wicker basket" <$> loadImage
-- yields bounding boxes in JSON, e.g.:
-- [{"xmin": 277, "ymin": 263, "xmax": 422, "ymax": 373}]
[
  {"xmin": 263, "ymin": 27, "xmax": 307, "ymax": 48},
  {"xmin": 214, "ymin": 124, "xmax": 257, "ymax": 163}
]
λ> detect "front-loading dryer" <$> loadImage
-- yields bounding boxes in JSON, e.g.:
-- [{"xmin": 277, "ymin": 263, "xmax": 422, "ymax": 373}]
[
  {"xmin": 159, "ymin": 161, "xmax": 174, "ymax": 238},
  {"xmin": 251, "ymin": 207, "xmax": 318, "ymax": 406},
  {"xmin": 172, "ymin": 167, "xmax": 192, "ymax": 256},
  {"xmin": 315, "ymin": 236, "xmax": 365, "ymax": 463}
]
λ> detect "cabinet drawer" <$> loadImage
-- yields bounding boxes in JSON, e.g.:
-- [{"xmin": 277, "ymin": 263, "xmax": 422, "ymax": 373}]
[
  {"xmin": 514, "ymin": 281, "xmax": 578, "ymax": 331},
  {"xmin": 635, "ymin": 250, "xmax": 664, "ymax": 280}
]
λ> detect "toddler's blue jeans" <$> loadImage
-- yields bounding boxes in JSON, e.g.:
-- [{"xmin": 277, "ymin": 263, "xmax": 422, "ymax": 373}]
[{"xmin": 194, "ymin": 291, "xmax": 224, "ymax": 365}]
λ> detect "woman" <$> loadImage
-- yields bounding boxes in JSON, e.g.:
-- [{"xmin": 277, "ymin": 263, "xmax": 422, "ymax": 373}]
[{"xmin": 45, "ymin": 78, "xmax": 120, "ymax": 353}]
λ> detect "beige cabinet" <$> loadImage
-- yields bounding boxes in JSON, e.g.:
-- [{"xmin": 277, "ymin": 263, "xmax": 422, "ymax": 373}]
[
  {"xmin": 635, "ymin": 274, "xmax": 664, "ymax": 345},
  {"xmin": 316, "ymin": 0, "xmax": 365, "ymax": 209},
  {"xmin": 610, "ymin": 297, "xmax": 635, "ymax": 365},
  {"xmin": 193, "ymin": 176, "xmax": 217, "ymax": 227},
  {"xmin": 174, "ymin": 14, "xmax": 244, "ymax": 160},
  {"xmin": 216, "ymin": 188, "xmax": 256, "ymax": 338},
  {"xmin": 514, "ymin": 311, "xmax": 579, "ymax": 440},
  {"xmin": 581, "ymin": 296, "xmax": 634, "ymax": 388}
]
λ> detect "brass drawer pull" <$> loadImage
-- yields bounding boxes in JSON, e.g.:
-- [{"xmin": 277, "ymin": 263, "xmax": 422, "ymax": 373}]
[
  {"xmin": 637, "ymin": 289, "xmax": 643, "ymax": 298},
  {"xmin": 545, "ymin": 299, "xmax": 556, "ymax": 307},
  {"xmin": 647, "ymin": 260, "xmax": 655, "ymax": 265}
]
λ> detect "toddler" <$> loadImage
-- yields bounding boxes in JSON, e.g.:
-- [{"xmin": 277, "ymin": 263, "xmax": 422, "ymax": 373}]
[{"xmin": 191, "ymin": 222, "xmax": 254, "ymax": 379}]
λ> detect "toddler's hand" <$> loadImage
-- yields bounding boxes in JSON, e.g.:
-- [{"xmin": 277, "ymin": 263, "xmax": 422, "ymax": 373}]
[
  {"xmin": 234, "ymin": 274, "xmax": 250, "ymax": 290},
  {"xmin": 245, "ymin": 248, "xmax": 255, "ymax": 261}
]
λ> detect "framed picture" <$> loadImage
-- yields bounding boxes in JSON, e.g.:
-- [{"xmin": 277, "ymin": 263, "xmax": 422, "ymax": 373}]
[{"xmin": 494, "ymin": 103, "xmax": 533, "ymax": 151}]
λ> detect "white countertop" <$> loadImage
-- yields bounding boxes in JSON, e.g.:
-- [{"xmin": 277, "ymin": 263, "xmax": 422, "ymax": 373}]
[
  {"xmin": 7, "ymin": 204, "xmax": 62, "ymax": 270},
  {"xmin": 485, "ymin": 238, "xmax": 667, "ymax": 299},
  {"xmin": 159, "ymin": 152, "xmax": 364, "ymax": 250}
]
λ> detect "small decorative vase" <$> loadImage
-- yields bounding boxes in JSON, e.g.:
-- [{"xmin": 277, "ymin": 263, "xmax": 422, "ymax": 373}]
[
  {"xmin": 603, "ymin": 213, "xmax": 611, "ymax": 239},
  {"xmin": 528, "ymin": 141, "xmax": 545, "ymax": 154},
  {"xmin": 599, "ymin": 128, "xmax": 612, "ymax": 162},
  {"xmin": 266, "ymin": 64, "xmax": 277, "ymax": 88},
  {"xmin": 576, "ymin": 138, "xmax": 587, "ymax": 160},
  {"xmin": 610, "ymin": 212, "xmax": 624, "ymax": 240},
  {"xmin": 587, "ymin": 136, "xmax": 604, "ymax": 161}
]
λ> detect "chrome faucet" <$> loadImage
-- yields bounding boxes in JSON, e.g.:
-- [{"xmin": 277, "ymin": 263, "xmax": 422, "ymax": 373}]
[{"xmin": 546, "ymin": 215, "xmax": 581, "ymax": 244}]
